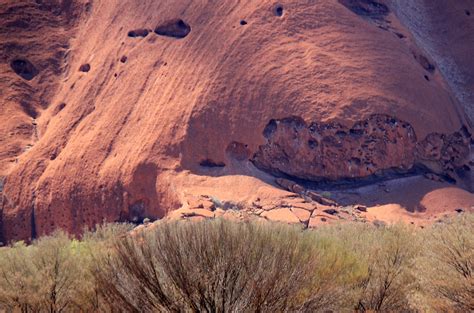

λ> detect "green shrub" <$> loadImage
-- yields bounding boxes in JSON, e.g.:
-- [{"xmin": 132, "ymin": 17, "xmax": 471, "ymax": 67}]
[
  {"xmin": 0, "ymin": 232, "xmax": 92, "ymax": 312},
  {"xmin": 417, "ymin": 214, "xmax": 474, "ymax": 311},
  {"xmin": 313, "ymin": 223, "xmax": 420, "ymax": 312}
]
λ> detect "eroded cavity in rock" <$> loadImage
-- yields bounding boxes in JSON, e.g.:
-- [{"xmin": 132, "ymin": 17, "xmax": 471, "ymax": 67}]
[
  {"xmin": 252, "ymin": 115, "xmax": 471, "ymax": 182},
  {"xmin": 154, "ymin": 19, "xmax": 191, "ymax": 38},
  {"xmin": 200, "ymin": 159, "xmax": 225, "ymax": 168},
  {"xmin": 414, "ymin": 53, "xmax": 436, "ymax": 73},
  {"xmin": 416, "ymin": 126, "xmax": 471, "ymax": 173},
  {"xmin": 79, "ymin": 63, "xmax": 91, "ymax": 72},
  {"xmin": 274, "ymin": 4, "xmax": 284, "ymax": 17},
  {"xmin": 127, "ymin": 28, "xmax": 149, "ymax": 38},
  {"xmin": 10, "ymin": 58, "xmax": 39, "ymax": 80},
  {"xmin": 338, "ymin": 0, "xmax": 389, "ymax": 21}
]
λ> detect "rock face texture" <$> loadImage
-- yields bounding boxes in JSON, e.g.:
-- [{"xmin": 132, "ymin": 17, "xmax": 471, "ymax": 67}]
[
  {"xmin": 253, "ymin": 115, "xmax": 471, "ymax": 181},
  {"xmin": 0, "ymin": 0, "xmax": 473, "ymax": 242}
]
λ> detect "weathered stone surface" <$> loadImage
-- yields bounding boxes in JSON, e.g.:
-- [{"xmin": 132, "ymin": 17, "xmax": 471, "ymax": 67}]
[
  {"xmin": 261, "ymin": 208, "xmax": 300, "ymax": 224},
  {"xmin": 254, "ymin": 115, "xmax": 471, "ymax": 181},
  {"xmin": 291, "ymin": 208, "xmax": 311, "ymax": 223},
  {"xmin": 0, "ymin": 0, "xmax": 473, "ymax": 242}
]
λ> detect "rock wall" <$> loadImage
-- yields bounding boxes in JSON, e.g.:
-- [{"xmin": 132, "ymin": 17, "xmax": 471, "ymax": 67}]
[{"xmin": 0, "ymin": 0, "xmax": 472, "ymax": 242}]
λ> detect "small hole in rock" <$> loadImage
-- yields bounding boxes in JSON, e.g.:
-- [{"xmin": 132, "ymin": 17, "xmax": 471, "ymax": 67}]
[
  {"xmin": 395, "ymin": 32, "xmax": 405, "ymax": 39},
  {"xmin": 120, "ymin": 56, "xmax": 127, "ymax": 63},
  {"xmin": 53, "ymin": 102, "xmax": 66, "ymax": 115},
  {"xmin": 114, "ymin": 73, "xmax": 118, "ymax": 77},
  {"xmin": 79, "ymin": 63, "xmax": 90, "ymax": 72},
  {"xmin": 308, "ymin": 139, "xmax": 318, "ymax": 149},
  {"xmin": 240, "ymin": 20, "xmax": 248, "ymax": 25},
  {"xmin": 128, "ymin": 28, "xmax": 149, "ymax": 38},
  {"xmin": 424, "ymin": 75, "xmax": 430, "ymax": 81},
  {"xmin": 466, "ymin": 10, "xmax": 471, "ymax": 16},
  {"xmin": 274, "ymin": 5, "xmax": 284, "ymax": 17},
  {"xmin": 154, "ymin": 19, "xmax": 191, "ymax": 38}
]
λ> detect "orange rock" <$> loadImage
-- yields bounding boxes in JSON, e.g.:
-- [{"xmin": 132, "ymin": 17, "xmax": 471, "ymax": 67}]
[
  {"xmin": 261, "ymin": 208, "xmax": 300, "ymax": 224},
  {"xmin": 291, "ymin": 208, "xmax": 311, "ymax": 223},
  {"xmin": 0, "ymin": 0, "xmax": 473, "ymax": 242},
  {"xmin": 190, "ymin": 209, "xmax": 215, "ymax": 219}
]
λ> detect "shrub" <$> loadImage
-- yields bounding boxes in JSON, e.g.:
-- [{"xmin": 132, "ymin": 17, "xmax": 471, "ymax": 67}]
[
  {"xmin": 0, "ymin": 215, "xmax": 472, "ymax": 312},
  {"xmin": 313, "ymin": 223, "xmax": 420, "ymax": 312},
  {"xmin": 0, "ymin": 232, "xmax": 93, "ymax": 312},
  {"xmin": 0, "ymin": 223, "xmax": 132, "ymax": 312},
  {"xmin": 94, "ymin": 219, "xmax": 361, "ymax": 312},
  {"xmin": 417, "ymin": 215, "xmax": 474, "ymax": 311}
]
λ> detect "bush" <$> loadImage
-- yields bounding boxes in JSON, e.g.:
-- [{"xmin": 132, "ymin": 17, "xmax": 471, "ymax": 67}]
[
  {"xmin": 0, "ymin": 223, "xmax": 132, "ymax": 312},
  {"xmin": 313, "ymin": 223, "xmax": 420, "ymax": 312},
  {"xmin": 0, "ymin": 215, "xmax": 472, "ymax": 312},
  {"xmin": 417, "ymin": 215, "xmax": 474, "ymax": 311},
  {"xmin": 94, "ymin": 219, "xmax": 361, "ymax": 312},
  {"xmin": 0, "ymin": 232, "xmax": 91, "ymax": 312}
]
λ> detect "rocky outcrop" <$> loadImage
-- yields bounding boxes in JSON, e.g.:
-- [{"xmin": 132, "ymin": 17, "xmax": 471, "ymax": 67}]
[
  {"xmin": 253, "ymin": 115, "xmax": 471, "ymax": 181},
  {"xmin": 0, "ymin": 0, "xmax": 473, "ymax": 242}
]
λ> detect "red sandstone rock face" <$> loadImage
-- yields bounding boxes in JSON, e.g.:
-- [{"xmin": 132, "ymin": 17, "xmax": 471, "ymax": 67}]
[
  {"xmin": 253, "ymin": 115, "xmax": 471, "ymax": 181},
  {"xmin": 0, "ymin": 0, "xmax": 473, "ymax": 242}
]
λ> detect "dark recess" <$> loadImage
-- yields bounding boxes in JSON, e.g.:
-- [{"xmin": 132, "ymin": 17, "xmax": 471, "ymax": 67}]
[
  {"xmin": 424, "ymin": 75, "xmax": 430, "ymax": 82},
  {"xmin": 20, "ymin": 101, "xmax": 38, "ymax": 118},
  {"xmin": 128, "ymin": 29, "xmax": 149, "ymax": 38},
  {"xmin": 154, "ymin": 19, "xmax": 191, "ymax": 38},
  {"xmin": 417, "ymin": 55, "xmax": 436, "ymax": 73},
  {"xmin": 200, "ymin": 159, "xmax": 226, "ymax": 168},
  {"xmin": 10, "ymin": 59, "xmax": 39, "ymax": 80},
  {"xmin": 466, "ymin": 10, "xmax": 471, "ymax": 16},
  {"xmin": 395, "ymin": 32, "xmax": 405, "ymax": 39},
  {"xmin": 54, "ymin": 102, "xmax": 66, "ymax": 115},
  {"xmin": 338, "ymin": 0, "xmax": 389, "ymax": 20},
  {"xmin": 120, "ymin": 55, "xmax": 128, "ymax": 63},
  {"xmin": 308, "ymin": 139, "xmax": 318, "ymax": 149},
  {"xmin": 274, "ymin": 5, "xmax": 284, "ymax": 17},
  {"xmin": 263, "ymin": 119, "xmax": 278, "ymax": 138},
  {"xmin": 79, "ymin": 63, "xmax": 91, "ymax": 72},
  {"xmin": 31, "ymin": 207, "xmax": 37, "ymax": 240},
  {"xmin": 240, "ymin": 20, "xmax": 248, "ymax": 25}
]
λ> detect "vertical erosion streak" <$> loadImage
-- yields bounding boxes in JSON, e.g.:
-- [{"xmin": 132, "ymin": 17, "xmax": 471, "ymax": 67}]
[{"xmin": 31, "ymin": 190, "xmax": 37, "ymax": 240}]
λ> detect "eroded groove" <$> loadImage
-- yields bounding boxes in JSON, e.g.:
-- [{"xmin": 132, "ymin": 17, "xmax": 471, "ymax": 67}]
[{"xmin": 338, "ymin": 0, "xmax": 389, "ymax": 21}]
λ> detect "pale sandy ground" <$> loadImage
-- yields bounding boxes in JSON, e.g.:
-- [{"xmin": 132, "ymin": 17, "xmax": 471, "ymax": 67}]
[{"xmin": 327, "ymin": 175, "xmax": 474, "ymax": 225}]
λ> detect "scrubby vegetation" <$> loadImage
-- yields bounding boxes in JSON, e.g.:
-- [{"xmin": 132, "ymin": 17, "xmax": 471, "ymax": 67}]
[{"xmin": 0, "ymin": 215, "xmax": 472, "ymax": 312}]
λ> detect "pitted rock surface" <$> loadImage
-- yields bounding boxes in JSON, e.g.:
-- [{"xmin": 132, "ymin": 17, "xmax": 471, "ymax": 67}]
[{"xmin": 253, "ymin": 115, "xmax": 471, "ymax": 181}]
